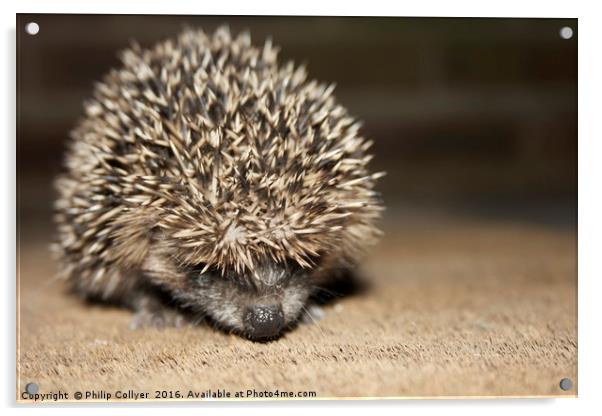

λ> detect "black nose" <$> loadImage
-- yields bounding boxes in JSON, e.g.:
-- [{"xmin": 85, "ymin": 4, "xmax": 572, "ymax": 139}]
[{"xmin": 244, "ymin": 305, "xmax": 285, "ymax": 339}]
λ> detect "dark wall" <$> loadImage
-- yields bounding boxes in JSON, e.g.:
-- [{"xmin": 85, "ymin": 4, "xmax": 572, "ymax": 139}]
[{"xmin": 17, "ymin": 15, "xmax": 577, "ymax": 228}]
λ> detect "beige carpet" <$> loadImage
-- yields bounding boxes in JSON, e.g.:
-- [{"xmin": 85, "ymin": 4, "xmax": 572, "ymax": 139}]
[{"xmin": 17, "ymin": 213, "xmax": 577, "ymax": 400}]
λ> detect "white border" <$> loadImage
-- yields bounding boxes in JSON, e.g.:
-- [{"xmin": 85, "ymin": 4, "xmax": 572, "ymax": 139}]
[{"xmin": 3, "ymin": 1, "xmax": 600, "ymax": 415}]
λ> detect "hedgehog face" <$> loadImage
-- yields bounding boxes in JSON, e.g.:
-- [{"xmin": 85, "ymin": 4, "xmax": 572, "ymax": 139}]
[
  {"xmin": 168, "ymin": 259, "xmax": 314, "ymax": 340},
  {"xmin": 190, "ymin": 262, "xmax": 312, "ymax": 340}
]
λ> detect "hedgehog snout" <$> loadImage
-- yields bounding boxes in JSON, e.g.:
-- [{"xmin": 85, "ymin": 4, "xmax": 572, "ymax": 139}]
[{"xmin": 243, "ymin": 304, "xmax": 285, "ymax": 340}]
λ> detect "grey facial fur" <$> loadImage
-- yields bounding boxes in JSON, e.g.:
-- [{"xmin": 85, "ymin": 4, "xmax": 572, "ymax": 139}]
[
  {"xmin": 143, "ymin": 250, "xmax": 314, "ymax": 339},
  {"xmin": 190, "ymin": 263, "xmax": 312, "ymax": 336}
]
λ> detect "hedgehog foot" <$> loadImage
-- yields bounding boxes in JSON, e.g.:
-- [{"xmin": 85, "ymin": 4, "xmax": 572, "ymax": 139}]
[
  {"xmin": 128, "ymin": 294, "xmax": 189, "ymax": 330},
  {"xmin": 129, "ymin": 307, "xmax": 189, "ymax": 330}
]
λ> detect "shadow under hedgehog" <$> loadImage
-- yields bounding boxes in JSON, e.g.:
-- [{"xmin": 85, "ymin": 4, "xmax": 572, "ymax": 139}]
[{"xmin": 53, "ymin": 26, "xmax": 384, "ymax": 341}]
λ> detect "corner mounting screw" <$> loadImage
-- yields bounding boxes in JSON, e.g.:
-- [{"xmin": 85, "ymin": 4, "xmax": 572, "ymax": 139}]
[
  {"xmin": 559, "ymin": 378, "xmax": 573, "ymax": 391},
  {"xmin": 25, "ymin": 382, "xmax": 39, "ymax": 395}
]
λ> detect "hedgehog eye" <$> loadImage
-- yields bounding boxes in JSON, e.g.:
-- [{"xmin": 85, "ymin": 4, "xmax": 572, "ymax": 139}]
[
  {"xmin": 286, "ymin": 255, "xmax": 322, "ymax": 273},
  {"xmin": 306, "ymin": 254, "xmax": 323, "ymax": 268},
  {"xmin": 188, "ymin": 262, "xmax": 219, "ymax": 278},
  {"xmin": 189, "ymin": 263, "xmax": 208, "ymax": 273}
]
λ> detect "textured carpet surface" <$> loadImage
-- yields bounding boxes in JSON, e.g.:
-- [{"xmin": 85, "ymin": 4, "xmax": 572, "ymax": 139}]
[{"xmin": 17, "ymin": 214, "xmax": 577, "ymax": 400}]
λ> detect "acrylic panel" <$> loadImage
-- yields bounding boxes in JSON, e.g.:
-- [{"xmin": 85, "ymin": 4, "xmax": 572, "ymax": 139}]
[{"xmin": 16, "ymin": 14, "xmax": 577, "ymax": 402}]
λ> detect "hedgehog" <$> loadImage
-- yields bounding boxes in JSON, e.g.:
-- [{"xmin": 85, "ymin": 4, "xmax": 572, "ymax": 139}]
[{"xmin": 53, "ymin": 26, "xmax": 384, "ymax": 341}]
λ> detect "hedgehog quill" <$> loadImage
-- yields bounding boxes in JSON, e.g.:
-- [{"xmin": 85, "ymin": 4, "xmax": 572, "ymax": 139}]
[{"xmin": 53, "ymin": 27, "xmax": 384, "ymax": 341}]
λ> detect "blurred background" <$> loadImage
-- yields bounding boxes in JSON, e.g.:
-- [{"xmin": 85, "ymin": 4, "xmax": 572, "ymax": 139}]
[{"xmin": 17, "ymin": 15, "xmax": 577, "ymax": 235}]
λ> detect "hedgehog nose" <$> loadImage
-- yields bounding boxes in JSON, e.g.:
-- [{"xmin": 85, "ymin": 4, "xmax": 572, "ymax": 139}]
[{"xmin": 244, "ymin": 305, "xmax": 285, "ymax": 339}]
